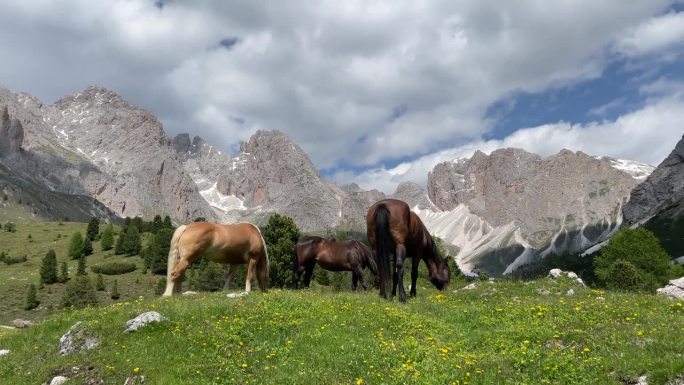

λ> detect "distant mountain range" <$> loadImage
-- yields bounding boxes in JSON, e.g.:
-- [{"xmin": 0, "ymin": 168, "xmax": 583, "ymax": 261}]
[{"xmin": 2, "ymin": 85, "xmax": 679, "ymax": 275}]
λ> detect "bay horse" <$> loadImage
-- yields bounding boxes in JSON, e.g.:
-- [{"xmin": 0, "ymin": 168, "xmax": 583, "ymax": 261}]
[
  {"xmin": 162, "ymin": 222, "xmax": 269, "ymax": 297},
  {"xmin": 292, "ymin": 235, "xmax": 378, "ymax": 290},
  {"xmin": 367, "ymin": 198, "xmax": 450, "ymax": 302}
]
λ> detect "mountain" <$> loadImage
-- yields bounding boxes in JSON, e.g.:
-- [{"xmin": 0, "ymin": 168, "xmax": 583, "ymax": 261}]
[
  {"xmin": 0, "ymin": 86, "xmax": 216, "ymax": 223},
  {"xmin": 425, "ymin": 148, "xmax": 652, "ymax": 275},
  {"xmin": 623, "ymin": 134, "xmax": 684, "ymax": 257}
]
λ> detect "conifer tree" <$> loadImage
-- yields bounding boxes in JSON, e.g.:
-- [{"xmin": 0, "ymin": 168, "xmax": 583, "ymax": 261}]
[
  {"xmin": 154, "ymin": 277, "xmax": 166, "ymax": 296},
  {"xmin": 83, "ymin": 237, "xmax": 93, "ymax": 256},
  {"xmin": 76, "ymin": 254, "xmax": 87, "ymax": 276},
  {"xmin": 111, "ymin": 279, "xmax": 120, "ymax": 300},
  {"xmin": 59, "ymin": 261, "xmax": 69, "ymax": 283},
  {"xmin": 163, "ymin": 215, "xmax": 173, "ymax": 229},
  {"xmin": 95, "ymin": 273, "xmax": 105, "ymax": 291},
  {"xmin": 122, "ymin": 225, "xmax": 142, "ymax": 255},
  {"xmin": 61, "ymin": 275, "xmax": 97, "ymax": 309},
  {"xmin": 40, "ymin": 249, "xmax": 58, "ymax": 284},
  {"xmin": 86, "ymin": 217, "xmax": 100, "ymax": 241},
  {"xmin": 25, "ymin": 284, "xmax": 39, "ymax": 310},
  {"xmin": 68, "ymin": 232, "xmax": 84, "ymax": 259},
  {"xmin": 114, "ymin": 226, "xmax": 127, "ymax": 255},
  {"xmin": 151, "ymin": 215, "xmax": 163, "ymax": 234},
  {"xmin": 100, "ymin": 223, "xmax": 114, "ymax": 251}
]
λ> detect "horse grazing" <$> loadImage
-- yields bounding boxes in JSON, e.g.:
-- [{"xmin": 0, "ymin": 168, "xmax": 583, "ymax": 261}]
[
  {"xmin": 162, "ymin": 222, "xmax": 269, "ymax": 297},
  {"xmin": 367, "ymin": 198, "xmax": 450, "ymax": 302},
  {"xmin": 292, "ymin": 235, "xmax": 378, "ymax": 290}
]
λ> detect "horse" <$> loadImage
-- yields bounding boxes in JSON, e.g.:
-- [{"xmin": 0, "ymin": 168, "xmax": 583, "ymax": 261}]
[
  {"xmin": 292, "ymin": 235, "xmax": 378, "ymax": 291},
  {"xmin": 367, "ymin": 198, "xmax": 450, "ymax": 302},
  {"xmin": 162, "ymin": 221, "xmax": 269, "ymax": 297}
]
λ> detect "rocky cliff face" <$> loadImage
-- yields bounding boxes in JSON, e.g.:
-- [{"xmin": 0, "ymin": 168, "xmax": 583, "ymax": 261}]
[
  {"xmin": 0, "ymin": 86, "xmax": 215, "ymax": 223},
  {"xmin": 623, "ymin": 134, "xmax": 684, "ymax": 225},
  {"xmin": 426, "ymin": 148, "xmax": 649, "ymax": 275},
  {"xmin": 623, "ymin": 134, "xmax": 684, "ymax": 257}
]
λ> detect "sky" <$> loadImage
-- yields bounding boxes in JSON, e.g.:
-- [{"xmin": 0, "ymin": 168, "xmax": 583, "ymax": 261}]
[{"xmin": 1, "ymin": 1, "xmax": 683, "ymax": 193}]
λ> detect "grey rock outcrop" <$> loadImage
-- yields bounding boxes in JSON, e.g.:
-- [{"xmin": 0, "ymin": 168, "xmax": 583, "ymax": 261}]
[
  {"xmin": 657, "ymin": 277, "xmax": 684, "ymax": 300},
  {"xmin": 124, "ymin": 311, "xmax": 168, "ymax": 333},
  {"xmin": 213, "ymin": 130, "xmax": 344, "ymax": 230},
  {"xmin": 426, "ymin": 148, "xmax": 644, "ymax": 275},
  {"xmin": 58, "ymin": 322, "xmax": 100, "ymax": 356},
  {"xmin": 623, "ymin": 134, "xmax": 684, "ymax": 225},
  {"xmin": 0, "ymin": 85, "xmax": 215, "ymax": 223},
  {"xmin": 0, "ymin": 106, "xmax": 23, "ymax": 157}
]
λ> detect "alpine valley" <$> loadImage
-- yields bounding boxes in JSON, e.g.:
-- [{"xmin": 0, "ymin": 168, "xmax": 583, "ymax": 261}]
[{"xmin": 2, "ymin": 85, "xmax": 681, "ymax": 276}]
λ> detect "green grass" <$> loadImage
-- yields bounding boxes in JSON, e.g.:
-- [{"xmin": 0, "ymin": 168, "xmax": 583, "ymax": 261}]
[
  {"xmin": 0, "ymin": 279, "xmax": 682, "ymax": 385},
  {"xmin": 0, "ymin": 221, "xmax": 162, "ymax": 325}
]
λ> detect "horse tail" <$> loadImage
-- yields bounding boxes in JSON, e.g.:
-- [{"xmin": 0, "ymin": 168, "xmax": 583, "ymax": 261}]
[
  {"xmin": 374, "ymin": 203, "xmax": 392, "ymax": 297},
  {"xmin": 163, "ymin": 224, "xmax": 188, "ymax": 297},
  {"xmin": 252, "ymin": 224, "xmax": 269, "ymax": 273}
]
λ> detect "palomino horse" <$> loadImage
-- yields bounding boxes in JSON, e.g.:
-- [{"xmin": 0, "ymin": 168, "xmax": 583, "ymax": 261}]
[
  {"xmin": 292, "ymin": 235, "xmax": 378, "ymax": 290},
  {"xmin": 367, "ymin": 198, "xmax": 450, "ymax": 302},
  {"xmin": 162, "ymin": 222, "xmax": 269, "ymax": 297}
]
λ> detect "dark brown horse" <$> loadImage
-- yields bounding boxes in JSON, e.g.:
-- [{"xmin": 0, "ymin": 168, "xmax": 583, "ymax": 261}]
[
  {"xmin": 367, "ymin": 198, "xmax": 450, "ymax": 302},
  {"xmin": 292, "ymin": 235, "xmax": 378, "ymax": 290}
]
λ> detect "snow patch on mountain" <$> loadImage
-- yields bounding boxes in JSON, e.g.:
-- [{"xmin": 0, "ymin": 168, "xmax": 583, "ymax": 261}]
[
  {"xmin": 595, "ymin": 156, "xmax": 654, "ymax": 180},
  {"xmin": 199, "ymin": 183, "xmax": 246, "ymax": 212}
]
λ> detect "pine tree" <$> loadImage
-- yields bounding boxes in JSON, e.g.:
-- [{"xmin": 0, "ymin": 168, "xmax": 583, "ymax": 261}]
[
  {"xmin": 86, "ymin": 217, "xmax": 100, "ymax": 241},
  {"xmin": 151, "ymin": 215, "xmax": 163, "ymax": 234},
  {"xmin": 131, "ymin": 216, "xmax": 144, "ymax": 233},
  {"xmin": 163, "ymin": 215, "xmax": 173, "ymax": 229},
  {"xmin": 263, "ymin": 213, "xmax": 301, "ymax": 288},
  {"xmin": 100, "ymin": 223, "xmax": 114, "ymax": 251},
  {"xmin": 76, "ymin": 254, "xmax": 87, "ymax": 276},
  {"xmin": 59, "ymin": 261, "xmax": 69, "ymax": 283},
  {"xmin": 122, "ymin": 225, "xmax": 142, "ymax": 256},
  {"xmin": 111, "ymin": 279, "xmax": 120, "ymax": 300},
  {"xmin": 114, "ymin": 226, "xmax": 127, "ymax": 255},
  {"xmin": 83, "ymin": 237, "xmax": 93, "ymax": 256},
  {"xmin": 68, "ymin": 232, "xmax": 85, "ymax": 259},
  {"xmin": 154, "ymin": 277, "xmax": 166, "ymax": 296},
  {"xmin": 40, "ymin": 249, "xmax": 58, "ymax": 284},
  {"xmin": 61, "ymin": 275, "xmax": 97, "ymax": 309},
  {"xmin": 25, "ymin": 284, "xmax": 39, "ymax": 310},
  {"xmin": 95, "ymin": 273, "xmax": 105, "ymax": 291},
  {"xmin": 144, "ymin": 228, "xmax": 173, "ymax": 274}
]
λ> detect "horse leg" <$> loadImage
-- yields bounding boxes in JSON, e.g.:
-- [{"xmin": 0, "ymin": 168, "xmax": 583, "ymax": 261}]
[
  {"xmin": 351, "ymin": 272, "xmax": 358, "ymax": 291},
  {"xmin": 256, "ymin": 253, "xmax": 269, "ymax": 292},
  {"xmin": 395, "ymin": 244, "xmax": 407, "ymax": 303},
  {"xmin": 244, "ymin": 258, "xmax": 257, "ymax": 292},
  {"xmin": 353, "ymin": 264, "xmax": 368, "ymax": 291},
  {"xmin": 163, "ymin": 258, "xmax": 189, "ymax": 297},
  {"xmin": 410, "ymin": 257, "xmax": 419, "ymax": 297},
  {"xmin": 303, "ymin": 262, "xmax": 315, "ymax": 288},
  {"xmin": 223, "ymin": 263, "xmax": 239, "ymax": 291}
]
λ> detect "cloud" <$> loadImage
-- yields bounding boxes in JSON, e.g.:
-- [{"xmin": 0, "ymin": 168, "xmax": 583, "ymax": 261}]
[
  {"xmin": 0, "ymin": 0, "xmax": 679, "ymax": 176},
  {"xmin": 615, "ymin": 11, "xmax": 684, "ymax": 56},
  {"xmin": 340, "ymin": 89, "xmax": 684, "ymax": 193}
]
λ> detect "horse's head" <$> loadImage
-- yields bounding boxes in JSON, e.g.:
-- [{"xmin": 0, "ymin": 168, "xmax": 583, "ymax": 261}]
[
  {"xmin": 429, "ymin": 256, "xmax": 451, "ymax": 291},
  {"xmin": 426, "ymin": 234, "xmax": 451, "ymax": 290}
]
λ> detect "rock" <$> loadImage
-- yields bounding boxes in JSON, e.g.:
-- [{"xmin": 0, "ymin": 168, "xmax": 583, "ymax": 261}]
[
  {"xmin": 124, "ymin": 375, "xmax": 145, "ymax": 385},
  {"xmin": 49, "ymin": 376, "xmax": 69, "ymax": 385},
  {"xmin": 459, "ymin": 283, "xmax": 478, "ymax": 291},
  {"xmin": 124, "ymin": 312, "xmax": 168, "ymax": 333},
  {"xmin": 548, "ymin": 269, "xmax": 586, "ymax": 286},
  {"xmin": 12, "ymin": 319, "xmax": 33, "ymax": 329},
  {"xmin": 181, "ymin": 291, "xmax": 199, "ymax": 296},
  {"xmin": 596, "ymin": 296, "xmax": 605, "ymax": 301},
  {"xmin": 427, "ymin": 148, "xmax": 645, "ymax": 276},
  {"xmin": 657, "ymin": 277, "xmax": 684, "ymax": 300},
  {"xmin": 0, "ymin": 349, "xmax": 9, "ymax": 356},
  {"xmin": 548, "ymin": 269, "xmax": 563, "ymax": 279},
  {"xmin": 226, "ymin": 291, "xmax": 249, "ymax": 299},
  {"xmin": 566, "ymin": 289, "xmax": 575, "ymax": 296},
  {"xmin": 58, "ymin": 322, "xmax": 100, "ymax": 356}
]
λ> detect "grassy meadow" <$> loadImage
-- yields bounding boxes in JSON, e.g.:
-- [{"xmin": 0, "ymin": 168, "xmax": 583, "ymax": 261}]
[
  {"xmin": 0, "ymin": 219, "xmax": 683, "ymax": 384},
  {"xmin": 0, "ymin": 220, "xmax": 161, "ymax": 325}
]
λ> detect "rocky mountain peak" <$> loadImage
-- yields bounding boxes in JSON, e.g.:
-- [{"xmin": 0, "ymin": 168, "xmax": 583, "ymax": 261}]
[
  {"xmin": 0, "ymin": 106, "xmax": 24, "ymax": 157},
  {"xmin": 623, "ymin": 134, "xmax": 684, "ymax": 225}
]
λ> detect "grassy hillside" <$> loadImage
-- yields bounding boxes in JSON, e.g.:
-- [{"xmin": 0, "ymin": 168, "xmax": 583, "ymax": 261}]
[
  {"xmin": 0, "ymin": 280, "xmax": 683, "ymax": 385},
  {"xmin": 0, "ymin": 220, "xmax": 161, "ymax": 325}
]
